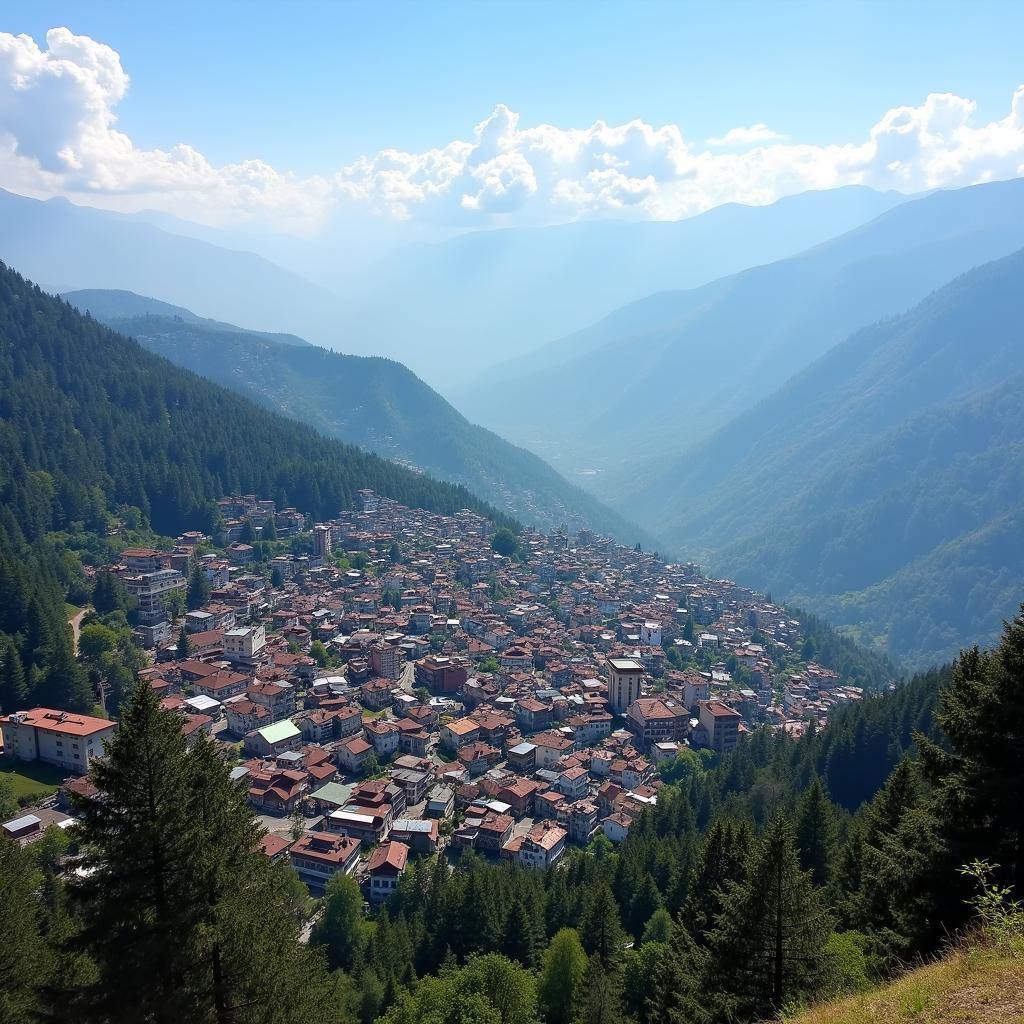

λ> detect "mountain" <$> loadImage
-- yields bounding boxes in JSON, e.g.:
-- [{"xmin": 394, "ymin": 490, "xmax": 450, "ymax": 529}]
[
  {"xmin": 0, "ymin": 260, "xmax": 514, "ymax": 540},
  {"xmin": 459, "ymin": 178, "xmax": 1024, "ymax": 489},
  {"xmin": 64, "ymin": 289, "xmax": 658, "ymax": 547},
  {"xmin": 638, "ymin": 248, "xmax": 1024, "ymax": 668},
  {"xmin": 337, "ymin": 185, "xmax": 908, "ymax": 383},
  {"xmin": 0, "ymin": 188, "xmax": 343, "ymax": 345}
]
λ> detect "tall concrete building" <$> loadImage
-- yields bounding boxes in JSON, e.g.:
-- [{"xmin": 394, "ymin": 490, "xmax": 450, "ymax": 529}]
[
  {"xmin": 312, "ymin": 525, "xmax": 333, "ymax": 561},
  {"xmin": 606, "ymin": 656, "xmax": 644, "ymax": 714}
]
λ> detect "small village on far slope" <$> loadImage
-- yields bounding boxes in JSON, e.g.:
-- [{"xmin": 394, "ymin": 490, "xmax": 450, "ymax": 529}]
[{"xmin": 1, "ymin": 489, "xmax": 875, "ymax": 904}]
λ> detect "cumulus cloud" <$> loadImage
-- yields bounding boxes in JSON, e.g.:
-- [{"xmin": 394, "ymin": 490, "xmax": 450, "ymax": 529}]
[
  {"xmin": 1, "ymin": 27, "xmax": 1024, "ymax": 235},
  {"xmin": 706, "ymin": 123, "xmax": 786, "ymax": 147}
]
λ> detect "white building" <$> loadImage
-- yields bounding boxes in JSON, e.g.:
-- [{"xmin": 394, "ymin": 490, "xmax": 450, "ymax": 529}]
[
  {"xmin": 223, "ymin": 625, "xmax": 267, "ymax": 667},
  {"xmin": 606, "ymin": 657, "xmax": 644, "ymax": 714},
  {"xmin": 0, "ymin": 708, "xmax": 116, "ymax": 771}
]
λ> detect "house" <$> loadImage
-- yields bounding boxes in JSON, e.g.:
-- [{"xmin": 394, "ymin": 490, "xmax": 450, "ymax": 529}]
[
  {"xmin": 390, "ymin": 768, "xmax": 431, "ymax": 806},
  {"xmin": 498, "ymin": 777, "xmax": 542, "ymax": 817},
  {"xmin": 193, "ymin": 670, "xmax": 250, "ymax": 701},
  {"xmin": 0, "ymin": 708, "xmax": 116, "ymax": 771},
  {"xmin": 307, "ymin": 781, "xmax": 354, "ymax": 816},
  {"xmin": 222, "ymin": 625, "xmax": 267, "ymax": 667},
  {"xmin": 532, "ymin": 730, "xmax": 574, "ymax": 768},
  {"xmin": 224, "ymin": 698, "xmax": 270, "ymax": 737},
  {"xmin": 441, "ymin": 717, "xmax": 481, "ymax": 750},
  {"xmin": 557, "ymin": 765, "xmax": 590, "ymax": 801},
  {"xmin": 390, "ymin": 817, "xmax": 440, "ymax": 855},
  {"xmin": 697, "ymin": 699, "xmax": 742, "ymax": 754},
  {"xmin": 475, "ymin": 811, "xmax": 515, "ymax": 853},
  {"xmin": 360, "ymin": 678, "xmax": 395, "ymax": 711},
  {"xmin": 517, "ymin": 821, "xmax": 567, "ymax": 869},
  {"xmin": 602, "ymin": 811, "xmax": 633, "ymax": 843},
  {"xmin": 299, "ymin": 709, "xmax": 337, "ymax": 744},
  {"xmin": 567, "ymin": 800, "xmax": 599, "ymax": 845},
  {"xmin": 327, "ymin": 806, "xmax": 392, "ymax": 846},
  {"xmin": 289, "ymin": 832, "xmax": 360, "ymax": 892},
  {"xmin": 244, "ymin": 719, "xmax": 302, "ymax": 757},
  {"xmin": 458, "ymin": 741, "xmax": 501, "ymax": 777},
  {"xmin": 364, "ymin": 719, "xmax": 401, "ymax": 758},
  {"xmin": 426, "ymin": 785, "xmax": 455, "ymax": 819},
  {"xmin": 248, "ymin": 680, "xmax": 296, "ymax": 721},
  {"xmin": 337, "ymin": 735, "xmax": 373, "ymax": 774},
  {"xmin": 506, "ymin": 741, "xmax": 537, "ymax": 773},
  {"xmin": 2, "ymin": 807, "xmax": 75, "ymax": 845},
  {"xmin": 367, "ymin": 841, "xmax": 410, "ymax": 904},
  {"xmin": 259, "ymin": 834, "xmax": 292, "ymax": 862},
  {"xmin": 247, "ymin": 768, "xmax": 307, "ymax": 814}
]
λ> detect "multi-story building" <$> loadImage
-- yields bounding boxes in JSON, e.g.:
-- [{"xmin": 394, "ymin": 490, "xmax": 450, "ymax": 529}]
[
  {"xmin": 518, "ymin": 821, "xmax": 567, "ymax": 870},
  {"xmin": 125, "ymin": 568, "xmax": 185, "ymax": 647},
  {"xmin": 0, "ymin": 708, "xmax": 116, "ymax": 771},
  {"xmin": 367, "ymin": 841, "xmax": 409, "ymax": 904},
  {"xmin": 223, "ymin": 625, "xmax": 267, "ymax": 667},
  {"xmin": 626, "ymin": 697, "xmax": 690, "ymax": 749},
  {"xmin": 606, "ymin": 656, "xmax": 644, "ymax": 714},
  {"xmin": 415, "ymin": 655, "xmax": 468, "ymax": 695},
  {"xmin": 289, "ymin": 832, "xmax": 360, "ymax": 892},
  {"xmin": 370, "ymin": 641, "xmax": 404, "ymax": 680},
  {"xmin": 698, "ymin": 699, "xmax": 742, "ymax": 754}
]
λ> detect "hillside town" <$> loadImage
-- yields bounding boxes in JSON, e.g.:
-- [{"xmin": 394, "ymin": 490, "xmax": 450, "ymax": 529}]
[{"xmin": 2, "ymin": 490, "xmax": 869, "ymax": 899}]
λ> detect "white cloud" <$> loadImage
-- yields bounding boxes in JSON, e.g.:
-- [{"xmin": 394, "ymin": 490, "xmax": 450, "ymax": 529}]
[
  {"xmin": 1, "ymin": 28, "xmax": 1024, "ymax": 235},
  {"xmin": 706, "ymin": 123, "xmax": 786, "ymax": 147}
]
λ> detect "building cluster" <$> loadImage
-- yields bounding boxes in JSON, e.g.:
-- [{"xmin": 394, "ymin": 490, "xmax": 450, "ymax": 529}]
[{"xmin": 1, "ymin": 490, "xmax": 868, "ymax": 898}]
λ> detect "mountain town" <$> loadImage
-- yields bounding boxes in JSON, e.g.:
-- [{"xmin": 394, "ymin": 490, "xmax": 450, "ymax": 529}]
[{"xmin": 2, "ymin": 489, "xmax": 873, "ymax": 895}]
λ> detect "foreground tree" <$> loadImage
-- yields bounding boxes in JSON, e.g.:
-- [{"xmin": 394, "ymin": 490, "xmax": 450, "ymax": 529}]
[
  {"xmin": 537, "ymin": 928, "xmax": 587, "ymax": 1024},
  {"xmin": 707, "ymin": 815, "xmax": 833, "ymax": 1020},
  {"xmin": 0, "ymin": 838, "xmax": 50, "ymax": 1023},
  {"xmin": 70, "ymin": 682, "xmax": 338, "ymax": 1024}
]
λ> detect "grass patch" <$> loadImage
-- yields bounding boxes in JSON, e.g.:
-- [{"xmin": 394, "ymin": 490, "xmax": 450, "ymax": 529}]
[
  {"xmin": 0, "ymin": 760, "xmax": 68, "ymax": 804},
  {"xmin": 65, "ymin": 602, "xmax": 83, "ymax": 619},
  {"xmin": 788, "ymin": 944, "xmax": 1024, "ymax": 1024}
]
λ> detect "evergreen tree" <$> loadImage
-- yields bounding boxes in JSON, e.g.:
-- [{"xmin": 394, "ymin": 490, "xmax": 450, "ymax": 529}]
[
  {"xmin": 177, "ymin": 627, "xmax": 193, "ymax": 660},
  {"xmin": 580, "ymin": 955, "xmax": 623, "ymax": 1024},
  {"xmin": 312, "ymin": 872, "xmax": 368, "ymax": 971},
  {"xmin": 537, "ymin": 927, "xmax": 586, "ymax": 1024},
  {"xmin": 921, "ymin": 607, "xmax": 1024, "ymax": 894},
  {"xmin": 682, "ymin": 817, "xmax": 753, "ymax": 945},
  {"xmin": 0, "ymin": 837, "xmax": 50, "ymax": 1024},
  {"xmin": 707, "ymin": 815, "xmax": 833, "ymax": 1020},
  {"xmin": 0, "ymin": 637, "xmax": 29, "ymax": 711},
  {"xmin": 187, "ymin": 563, "xmax": 211, "ymax": 611},
  {"xmin": 795, "ymin": 776, "xmax": 839, "ymax": 887},
  {"xmin": 580, "ymin": 881, "xmax": 626, "ymax": 972},
  {"xmin": 70, "ymin": 682, "xmax": 335, "ymax": 1023}
]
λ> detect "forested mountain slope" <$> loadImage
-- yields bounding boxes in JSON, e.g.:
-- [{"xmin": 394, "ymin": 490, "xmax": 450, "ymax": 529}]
[
  {"xmin": 639, "ymin": 249, "xmax": 1024, "ymax": 667},
  {"xmin": 0, "ymin": 261, "xmax": 511, "ymax": 712},
  {"xmin": 64, "ymin": 290, "xmax": 658, "ymax": 547},
  {"xmin": 460, "ymin": 178, "xmax": 1024, "ymax": 486}
]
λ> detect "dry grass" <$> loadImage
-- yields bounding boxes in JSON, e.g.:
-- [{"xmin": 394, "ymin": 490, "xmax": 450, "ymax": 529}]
[{"xmin": 789, "ymin": 945, "xmax": 1024, "ymax": 1024}]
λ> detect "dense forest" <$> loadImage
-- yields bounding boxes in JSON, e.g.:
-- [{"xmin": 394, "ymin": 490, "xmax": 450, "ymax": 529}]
[
  {"xmin": 0, "ymin": 261, "xmax": 513, "ymax": 713},
  {"xmin": 4, "ymin": 609, "xmax": 1021, "ymax": 1024}
]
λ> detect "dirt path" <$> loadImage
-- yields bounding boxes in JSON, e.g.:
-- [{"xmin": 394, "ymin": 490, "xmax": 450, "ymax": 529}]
[{"xmin": 68, "ymin": 607, "xmax": 87, "ymax": 655}]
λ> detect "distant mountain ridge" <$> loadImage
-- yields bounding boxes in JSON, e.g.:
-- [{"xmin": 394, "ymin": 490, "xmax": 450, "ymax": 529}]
[
  {"xmin": 64, "ymin": 289, "xmax": 660, "ymax": 548},
  {"xmin": 339, "ymin": 184, "xmax": 908, "ymax": 383},
  {"xmin": 459, "ymin": 177, "xmax": 1024, "ymax": 489},
  {"xmin": 640, "ymin": 248, "xmax": 1024, "ymax": 667}
]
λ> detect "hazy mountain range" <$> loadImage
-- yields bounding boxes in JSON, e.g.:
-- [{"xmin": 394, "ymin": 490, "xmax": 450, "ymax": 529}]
[
  {"xmin": 457, "ymin": 178, "xmax": 1024, "ymax": 489},
  {"xmin": 64, "ymin": 289, "xmax": 659, "ymax": 548}
]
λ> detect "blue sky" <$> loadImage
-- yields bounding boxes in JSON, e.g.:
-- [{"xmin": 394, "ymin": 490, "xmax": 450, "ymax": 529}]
[{"xmin": 1, "ymin": 1, "xmax": 1023, "ymax": 236}]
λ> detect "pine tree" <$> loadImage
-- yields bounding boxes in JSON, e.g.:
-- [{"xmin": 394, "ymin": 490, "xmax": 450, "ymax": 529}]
[
  {"xmin": 795, "ymin": 776, "xmax": 839, "ymax": 887},
  {"xmin": 187, "ymin": 562, "xmax": 211, "ymax": 611},
  {"xmin": 312, "ymin": 872, "xmax": 368, "ymax": 971},
  {"xmin": 0, "ymin": 838, "xmax": 51, "ymax": 1024},
  {"xmin": 0, "ymin": 637, "xmax": 29, "ymax": 711},
  {"xmin": 70, "ymin": 682, "xmax": 337, "ymax": 1023},
  {"xmin": 580, "ymin": 955, "xmax": 623, "ymax": 1024},
  {"xmin": 69, "ymin": 681, "xmax": 207, "ymax": 1023},
  {"xmin": 177, "ymin": 626, "xmax": 194, "ymax": 660},
  {"xmin": 921, "ymin": 608, "xmax": 1024, "ymax": 893},
  {"xmin": 682, "ymin": 817, "xmax": 753, "ymax": 945},
  {"xmin": 580, "ymin": 881, "xmax": 626, "ymax": 972},
  {"xmin": 707, "ymin": 815, "xmax": 833, "ymax": 1019}
]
